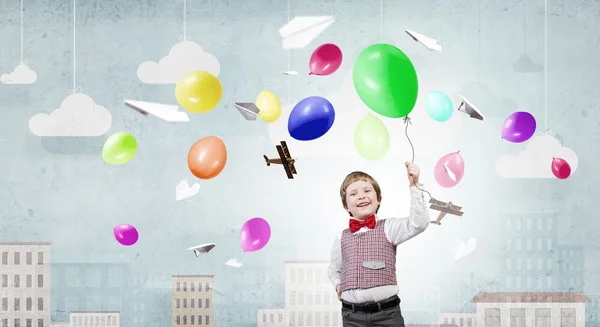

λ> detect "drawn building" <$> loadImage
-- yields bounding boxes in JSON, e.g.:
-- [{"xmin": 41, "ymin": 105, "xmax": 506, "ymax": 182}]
[
  {"xmin": 171, "ymin": 275, "xmax": 214, "ymax": 327},
  {"xmin": 0, "ymin": 242, "xmax": 51, "ymax": 327},
  {"xmin": 257, "ymin": 307, "xmax": 285, "ymax": 327},
  {"xmin": 69, "ymin": 311, "xmax": 119, "ymax": 327}
]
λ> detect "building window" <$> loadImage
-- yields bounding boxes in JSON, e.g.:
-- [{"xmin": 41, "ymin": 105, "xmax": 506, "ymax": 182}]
[
  {"xmin": 26, "ymin": 298, "xmax": 31, "ymax": 311},
  {"xmin": 1, "ymin": 253, "xmax": 6, "ymax": 265},
  {"xmin": 270, "ymin": 313, "xmax": 275, "ymax": 323},
  {"xmin": 175, "ymin": 315, "xmax": 180, "ymax": 325},
  {"xmin": 324, "ymin": 291, "xmax": 330, "ymax": 305},
  {"xmin": 182, "ymin": 315, "xmax": 187, "ymax": 325},
  {"xmin": 290, "ymin": 268, "xmax": 296, "ymax": 283},
  {"xmin": 190, "ymin": 282, "xmax": 195, "ymax": 292},
  {"xmin": 298, "ymin": 268, "xmax": 305, "ymax": 283},
  {"xmin": 2, "ymin": 297, "xmax": 8, "ymax": 311},
  {"xmin": 536, "ymin": 309, "xmax": 550, "ymax": 327},
  {"xmin": 262, "ymin": 313, "xmax": 266, "ymax": 322},
  {"xmin": 468, "ymin": 318, "xmax": 473, "ymax": 327},
  {"xmin": 332, "ymin": 311, "xmax": 339, "ymax": 326},
  {"xmin": 547, "ymin": 219, "xmax": 553, "ymax": 230},
  {"xmin": 1, "ymin": 275, "xmax": 6, "ymax": 288},
  {"xmin": 197, "ymin": 316, "xmax": 202, "ymax": 325},
  {"xmin": 14, "ymin": 275, "xmax": 20, "ymax": 288},
  {"xmin": 37, "ymin": 253, "xmax": 43, "ymax": 265},
  {"xmin": 191, "ymin": 299, "xmax": 194, "ymax": 308},
  {"xmin": 307, "ymin": 291, "xmax": 313, "ymax": 305},
  {"xmin": 26, "ymin": 275, "xmax": 31, "ymax": 288},
  {"xmin": 298, "ymin": 291, "xmax": 305, "ymax": 305},
  {"xmin": 315, "ymin": 268, "xmax": 322, "ymax": 283},
  {"xmin": 14, "ymin": 253, "xmax": 20, "ymax": 265},
  {"xmin": 198, "ymin": 282, "xmax": 202, "ymax": 291},
  {"xmin": 38, "ymin": 298, "xmax": 43, "ymax": 311},
  {"xmin": 2, "ymin": 319, "xmax": 7, "ymax": 327},
  {"xmin": 183, "ymin": 282, "xmax": 187, "ymax": 292},
  {"xmin": 315, "ymin": 313, "xmax": 321, "ymax": 326},
  {"xmin": 510, "ymin": 308, "xmax": 525, "ymax": 327},
  {"xmin": 205, "ymin": 316, "xmax": 209, "ymax": 325},
  {"xmin": 14, "ymin": 319, "xmax": 20, "ymax": 327},
  {"xmin": 37, "ymin": 275, "xmax": 43, "ymax": 288},
  {"xmin": 205, "ymin": 282, "xmax": 209, "ymax": 292},
  {"xmin": 183, "ymin": 298, "xmax": 187, "ymax": 308},
  {"xmin": 290, "ymin": 291, "xmax": 296, "ymax": 305},
  {"xmin": 561, "ymin": 309, "xmax": 576, "ymax": 327},
  {"xmin": 176, "ymin": 299, "xmax": 180, "ymax": 308},
  {"xmin": 177, "ymin": 282, "xmax": 180, "ymax": 291},
  {"xmin": 190, "ymin": 315, "xmax": 194, "ymax": 325},
  {"xmin": 26, "ymin": 253, "xmax": 32, "ymax": 265},
  {"xmin": 197, "ymin": 298, "xmax": 202, "ymax": 308},
  {"xmin": 14, "ymin": 298, "xmax": 20, "ymax": 311},
  {"xmin": 485, "ymin": 308, "xmax": 501, "ymax": 327},
  {"xmin": 37, "ymin": 319, "xmax": 42, "ymax": 327},
  {"xmin": 444, "ymin": 318, "xmax": 449, "ymax": 324},
  {"xmin": 205, "ymin": 298, "xmax": 209, "ymax": 308},
  {"xmin": 279, "ymin": 313, "xmax": 283, "ymax": 322},
  {"xmin": 298, "ymin": 312, "xmax": 304, "ymax": 326},
  {"xmin": 307, "ymin": 268, "xmax": 313, "ymax": 283},
  {"xmin": 460, "ymin": 318, "xmax": 464, "ymax": 327},
  {"xmin": 26, "ymin": 319, "xmax": 31, "ymax": 327}
]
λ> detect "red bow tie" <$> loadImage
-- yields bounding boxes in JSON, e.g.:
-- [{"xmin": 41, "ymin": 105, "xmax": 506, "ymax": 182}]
[{"xmin": 349, "ymin": 215, "xmax": 376, "ymax": 233}]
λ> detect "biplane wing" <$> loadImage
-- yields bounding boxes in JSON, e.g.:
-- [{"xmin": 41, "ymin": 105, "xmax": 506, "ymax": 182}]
[
  {"xmin": 276, "ymin": 145, "xmax": 294, "ymax": 179},
  {"xmin": 429, "ymin": 205, "xmax": 464, "ymax": 216},
  {"xmin": 280, "ymin": 141, "xmax": 297, "ymax": 175},
  {"xmin": 429, "ymin": 198, "xmax": 462, "ymax": 210}
]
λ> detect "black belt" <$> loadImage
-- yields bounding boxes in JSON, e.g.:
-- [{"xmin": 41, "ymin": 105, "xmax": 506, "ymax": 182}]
[{"xmin": 342, "ymin": 296, "xmax": 400, "ymax": 313}]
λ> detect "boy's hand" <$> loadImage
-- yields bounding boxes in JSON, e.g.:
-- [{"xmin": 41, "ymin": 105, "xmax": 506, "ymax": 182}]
[
  {"xmin": 405, "ymin": 161, "xmax": 420, "ymax": 186},
  {"xmin": 336, "ymin": 284, "xmax": 342, "ymax": 301}
]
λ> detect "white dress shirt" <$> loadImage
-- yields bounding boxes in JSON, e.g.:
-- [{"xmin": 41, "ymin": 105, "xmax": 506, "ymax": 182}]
[{"xmin": 327, "ymin": 186, "xmax": 430, "ymax": 303}]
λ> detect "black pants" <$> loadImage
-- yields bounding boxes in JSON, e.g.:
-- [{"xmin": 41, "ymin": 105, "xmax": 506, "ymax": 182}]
[{"xmin": 341, "ymin": 296, "xmax": 406, "ymax": 327}]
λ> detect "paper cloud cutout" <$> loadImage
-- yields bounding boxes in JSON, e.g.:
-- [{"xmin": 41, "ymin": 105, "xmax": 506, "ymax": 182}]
[
  {"xmin": 137, "ymin": 40, "xmax": 220, "ymax": 84},
  {"xmin": 268, "ymin": 72, "xmax": 463, "ymax": 158},
  {"xmin": 1, "ymin": 63, "xmax": 37, "ymax": 84},
  {"xmin": 29, "ymin": 93, "xmax": 112, "ymax": 136},
  {"xmin": 512, "ymin": 54, "xmax": 543, "ymax": 73},
  {"xmin": 225, "ymin": 259, "xmax": 242, "ymax": 268},
  {"xmin": 495, "ymin": 135, "xmax": 578, "ymax": 178}
]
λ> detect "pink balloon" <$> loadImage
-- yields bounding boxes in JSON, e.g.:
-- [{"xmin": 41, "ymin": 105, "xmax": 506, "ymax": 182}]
[
  {"xmin": 240, "ymin": 217, "xmax": 271, "ymax": 252},
  {"xmin": 113, "ymin": 224, "xmax": 139, "ymax": 246},
  {"xmin": 309, "ymin": 43, "xmax": 343, "ymax": 76},
  {"xmin": 433, "ymin": 151, "xmax": 465, "ymax": 188}
]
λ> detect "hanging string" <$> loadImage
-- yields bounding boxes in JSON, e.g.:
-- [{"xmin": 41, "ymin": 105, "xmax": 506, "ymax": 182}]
[
  {"xmin": 178, "ymin": 0, "xmax": 190, "ymax": 41},
  {"xmin": 543, "ymin": 0, "xmax": 548, "ymax": 132},
  {"xmin": 380, "ymin": 0, "xmax": 383, "ymax": 43},
  {"xmin": 286, "ymin": 0, "xmax": 291, "ymax": 104},
  {"xmin": 20, "ymin": 0, "xmax": 24, "ymax": 64},
  {"xmin": 403, "ymin": 117, "xmax": 433, "ymax": 199},
  {"xmin": 68, "ymin": 0, "xmax": 81, "ymax": 94}
]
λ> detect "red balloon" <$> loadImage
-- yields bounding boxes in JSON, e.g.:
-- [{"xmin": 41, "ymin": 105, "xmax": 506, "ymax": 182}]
[
  {"xmin": 309, "ymin": 43, "xmax": 343, "ymax": 76},
  {"xmin": 551, "ymin": 157, "xmax": 571, "ymax": 179}
]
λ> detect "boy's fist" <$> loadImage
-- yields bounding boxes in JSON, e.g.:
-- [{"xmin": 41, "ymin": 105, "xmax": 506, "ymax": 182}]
[
  {"xmin": 336, "ymin": 284, "xmax": 342, "ymax": 301},
  {"xmin": 405, "ymin": 161, "xmax": 420, "ymax": 186}
]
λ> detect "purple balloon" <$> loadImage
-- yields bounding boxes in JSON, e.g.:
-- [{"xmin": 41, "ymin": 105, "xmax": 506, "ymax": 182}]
[
  {"xmin": 239, "ymin": 217, "xmax": 271, "ymax": 252},
  {"xmin": 501, "ymin": 111, "xmax": 536, "ymax": 143},
  {"xmin": 113, "ymin": 224, "xmax": 139, "ymax": 246}
]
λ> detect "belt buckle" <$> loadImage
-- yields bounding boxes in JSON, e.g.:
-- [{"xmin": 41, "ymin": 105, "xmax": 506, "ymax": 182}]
[{"xmin": 365, "ymin": 303, "xmax": 375, "ymax": 312}]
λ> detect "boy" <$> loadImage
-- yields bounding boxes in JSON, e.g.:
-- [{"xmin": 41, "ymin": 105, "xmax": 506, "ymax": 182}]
[{"xmin": 327, "ymin": 162, "xmax": 430, "ymax": 327}]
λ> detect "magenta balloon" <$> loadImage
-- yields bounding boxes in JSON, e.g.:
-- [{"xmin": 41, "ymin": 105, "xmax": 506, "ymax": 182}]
[
  {"xmin": 113, "ymin": 224, "xmax": 139, "ymax": 246},
  {"xmin": 501, "ymin": 111, "xmax": 536, "ymax": 143},
  {"xmin": 239, "ymin": 217, "xmax": 271, "ymax": 252},
  {"xmin": 309, "ymin": 43, "xmax": 343, "ymax": 76}
]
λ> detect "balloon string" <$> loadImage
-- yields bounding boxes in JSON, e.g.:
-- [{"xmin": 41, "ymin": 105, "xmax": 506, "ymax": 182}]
[{"xmin": 403, "ymin": 117, "xmax": 433, "ymax": 199}]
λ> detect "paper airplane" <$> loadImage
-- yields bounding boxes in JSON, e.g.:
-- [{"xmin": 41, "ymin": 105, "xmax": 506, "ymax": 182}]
[
  {"xmin": 456, "ymin": 95, "xmax": 485, "ymax": 120},
  {"xmin": 283, "ymin": 71, "xmax": 299, "ymax": 76},
  {"xmin": 443, "ymin": 163, "xmax": 457, "ymax": 182},
  {"xmin": 225, "ymin": 258, "xmax": 243, "ymax": 268},
  {"xmin": 187, "ymin": 243, "xmax": 216, "ymax": 257},
  {"xmin": 454, "ymin": 237, "xmax": 476, "ymax": 262},
  {"xmin": 234, "ymin": 102, "xmax": 260, "ymax": 120},
  {"xmin": 405, "ymin": 29, "xmax": 442, "ymax": 52},
  {"xmin": 124, "ymin": 100, "xmax": 189, "ymax": 122},
  {"xmin": 176, "ymin": 180, "xmax": 200, "ymax": 201},
  {"xmin": 278, "ymin": 16, "xmax": 335, "ymax": 49}
]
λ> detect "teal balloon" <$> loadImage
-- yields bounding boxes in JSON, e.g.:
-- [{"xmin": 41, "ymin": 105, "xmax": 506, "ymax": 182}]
[
  {"xmin": 352, "ymin": 43, "xmax": 419, "ymax": 118},
  {"xmin": 424, "ymin": 90, "xmax": 453, "ymax": 122},
  {"xmin": 354, "ymin": 114, "xmax": 390, "ymax": 160}
]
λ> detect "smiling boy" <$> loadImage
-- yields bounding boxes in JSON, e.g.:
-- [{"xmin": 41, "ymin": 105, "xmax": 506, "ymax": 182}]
[{"xmin": 327, "ymin": 162, "xmax": 430, "ymax": 327}]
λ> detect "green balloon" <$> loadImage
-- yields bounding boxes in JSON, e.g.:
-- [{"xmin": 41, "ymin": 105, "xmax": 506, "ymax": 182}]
[
  {"xmin": 102, "ymin": 132, "xmax": 138, "ymax": 165},
  {"xmin": 352, "ymin": 43, "xmax": 419, "ymax": 118},
  {"xmin": 354, "ymin": 114, "xmax": 390, "ymax": 160}
]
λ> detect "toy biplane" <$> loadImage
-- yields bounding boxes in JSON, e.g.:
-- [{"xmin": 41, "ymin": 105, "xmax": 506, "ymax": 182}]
[
  {"xmin": 263, "ymin": 141, "xmax": 297, "ymax": 179},
  {"xmin": 429, "ymin": 198, "xmax": 464, "ymax": 225}
]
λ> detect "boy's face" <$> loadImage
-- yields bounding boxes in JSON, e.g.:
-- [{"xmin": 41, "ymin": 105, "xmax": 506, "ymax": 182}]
[{"xmin": 344, "ymin": 180, "xmax": 380, "ymax": 220}]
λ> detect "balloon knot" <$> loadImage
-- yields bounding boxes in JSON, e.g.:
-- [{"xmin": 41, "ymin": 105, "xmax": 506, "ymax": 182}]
[
  {"xmin": 68, "ymin": 86, "xmax": 83, "ymax": 94},
  {"xmin": 178, "ymin": 35, "xmax": 191, "ymax": 42},
  {"xmin": 403, "ymin": 117, "xmax": 412, "ymax": 124},
  {"xmin": 308, "ymin": 72, "xmax": 314, "ymax": 75}
]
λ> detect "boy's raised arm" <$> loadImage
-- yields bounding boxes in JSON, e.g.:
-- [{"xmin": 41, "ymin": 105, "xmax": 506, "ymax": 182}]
[
  {"xmin": 385, "ymin": 186, "xmax": 430, "ymax": 246},
  {"xmin": 327, "ymin": 233, "xmax": 342, "ymax": 288}
]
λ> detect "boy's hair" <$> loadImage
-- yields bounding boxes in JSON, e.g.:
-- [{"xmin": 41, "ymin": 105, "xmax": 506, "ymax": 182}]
[{"xmin": 339, "ymin": 171, "xmax": 382, "ymax": 216}]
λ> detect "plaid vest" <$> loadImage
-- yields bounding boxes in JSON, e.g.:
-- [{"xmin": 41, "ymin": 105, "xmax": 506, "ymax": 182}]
[{"xmin": 340, "ymin": 219, "xmax": 397, "ymax": 291}]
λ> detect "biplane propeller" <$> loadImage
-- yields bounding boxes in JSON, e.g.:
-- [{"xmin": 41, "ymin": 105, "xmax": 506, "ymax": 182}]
[
  {"xmin": 429, "ymin": 198, "xmax": 464, "ymax": 225},
  {"xmin": 263, "ymin": 141, "xmax": 297, "ymax": 179}
]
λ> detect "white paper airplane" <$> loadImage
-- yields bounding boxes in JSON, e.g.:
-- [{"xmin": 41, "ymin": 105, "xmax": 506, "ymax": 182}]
[
  {"xmin": 456, "ymin": 95, "xmax": 485, "ymax": 120},
  {"xmin": 278, "ymin": 16, "xmax": 335, "ymax": 49},
  {"xmin": 443, "ymin": 163, "xmax": 457, "ymax": 182},
  {"xmin": 187, "ymin": 243, "xmax": 216, "ymax": 257},
  {"xmin": 225, "ymin": 258, "xmax": 243, "ymax": 268},
  {"xmin": 405, "ymin": 29, "xmax": 442, "ymax": 52},
  {"xmin": 234, "ymin": 102, "xmax": 260, "ymax": 120},
  {"xmin": 175, "ymin": 180, "xmax": 200, "ymax": 201},
  {"xmin": 454, "ymin": 237, "xmax": 476, "ymax": 262},
  {"xmin": 124, "ymin": 100, "xmax": 189, "ymax": 122},
  {"xmin": 283, "ymin": 71, "xmax": 299, "ymax": 76}
]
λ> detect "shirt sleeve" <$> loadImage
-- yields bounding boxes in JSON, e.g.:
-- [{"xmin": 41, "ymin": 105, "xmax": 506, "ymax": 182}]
[
  {"xmin": 327, "ymin": 231, "xmax": 343, "ymax": 288},
  {"xmin": 384, "ymin": 186, "xmax": 430, "ymax": 246}
]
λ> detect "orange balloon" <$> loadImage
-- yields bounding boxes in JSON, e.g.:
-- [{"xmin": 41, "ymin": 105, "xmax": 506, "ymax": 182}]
[{"xmin": 187, "ymin": 136, "xmax": 227, "ymax": 179}]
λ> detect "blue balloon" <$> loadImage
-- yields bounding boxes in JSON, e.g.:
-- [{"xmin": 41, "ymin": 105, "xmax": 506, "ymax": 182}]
[
  {"xmin": 288, "ymin": 96, "xmax": 335, "ymax": 141},
  {"xmin": 424, "ymin": 90, "xmax": 453, "ymax": 122}
]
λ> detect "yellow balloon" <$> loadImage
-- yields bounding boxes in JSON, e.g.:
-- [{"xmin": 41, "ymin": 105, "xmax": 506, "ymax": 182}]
[
  {"xmin": 256, "ymin": 90, "xmax": 282, "ymax": 123},
  {"xmin": 175, "ymin": 70, "xmax": 222, "ymax": 114}
]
